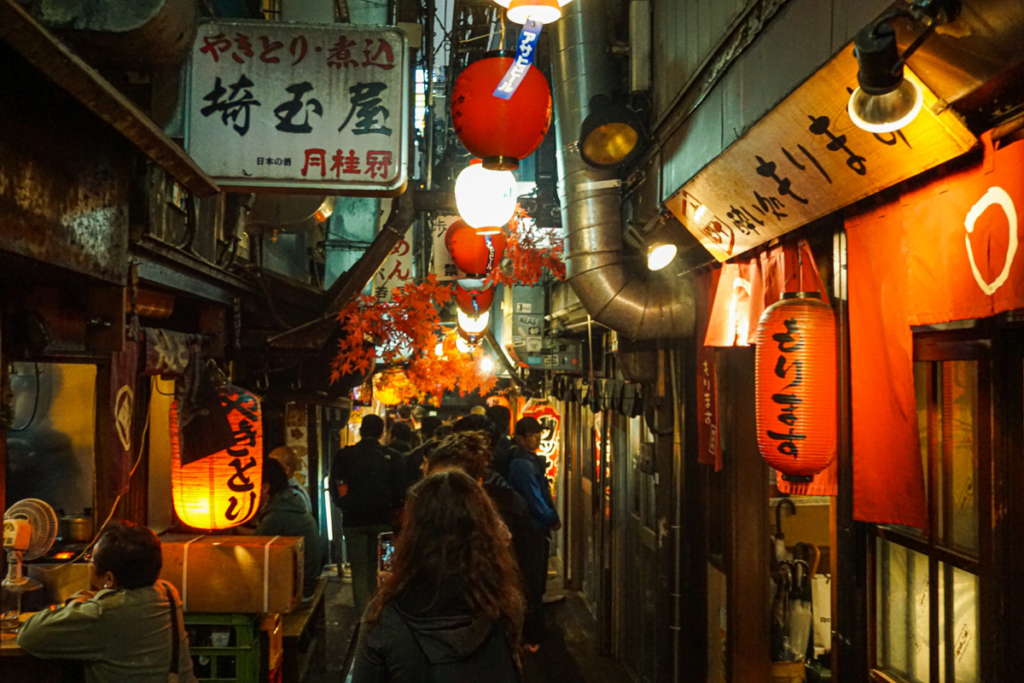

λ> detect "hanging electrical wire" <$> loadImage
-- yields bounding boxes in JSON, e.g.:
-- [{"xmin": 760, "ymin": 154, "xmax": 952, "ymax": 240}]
[{"xmin": 10, "ymin": 363, "xmax": 42, "ymax": 432}]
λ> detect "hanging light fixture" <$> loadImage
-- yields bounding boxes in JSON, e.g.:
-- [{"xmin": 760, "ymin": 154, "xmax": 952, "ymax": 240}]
[
  {"xmin": 170, "ymin": 385, "xmax": 263, "ymax": 530},
  {"xmin": 847, "ymin": 0, "xmax": 961, "ymax": 134},
  {"xmin": 578, "ymin": 95, "xmax": 645, "ymax": 169},
  {"xmin": 455, "ymin": 160, "xmax": 517, "ymax": 233},
  {"xmin": 454, "ymin": 282, "xmax": 497, "ymax": 316},
  {"xmin": 754, "ymin": 293, "xmax": 836, "ymax": 482},
  {"xmin": 493, "ymin": 0, "xmax": 571, "ymax": 24},
  {"xmin": 457, "ymin": 309, "xmax": 490, "ymax": 335},
  {"xmin": 646, "ymin": 243, "xmax": 677, "ymax": 271},
  {"xmin": 451, "ymin": 51, "xmax": 552, "ymax": 171},
  {"xmin": 480, "ymin": 356, "xmax": 495, "ymax": 373},
  {"xmin": 456, "ymin": 335, "xmax": 475, "ymax": 354},
  {"xmin": 445, "ymin": 220, "xmax": 507, "ymax": 277}
]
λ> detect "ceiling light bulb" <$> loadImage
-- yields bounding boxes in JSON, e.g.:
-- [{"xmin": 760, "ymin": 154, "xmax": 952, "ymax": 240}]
[
  {"xmin": 480, "ymin": 357, "xmax": 495, "ymax": 373},
  {"xmin": 455, "ymin": 160, "xmax": 517, "ymax": 230},
  {"xmin": 647, "ymin": 243, "xmax": 677, "ymax": 271},
  {"xmin": 457, "ymin": 309, "xmax": 490, "ymax": 334},
  {"xmin": 848, "ymin": 80, "xmax": 923, "ymax": 133}
]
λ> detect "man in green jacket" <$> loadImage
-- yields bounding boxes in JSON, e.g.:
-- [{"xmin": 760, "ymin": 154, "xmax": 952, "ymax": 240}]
[{"xmin": 17, "ymin": 521, "xmax": 196, "ymax": 683}]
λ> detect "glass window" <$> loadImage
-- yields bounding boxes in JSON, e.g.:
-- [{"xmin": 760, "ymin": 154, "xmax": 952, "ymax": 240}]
[{"xmin": 875, "ymin": 347, "xmax": 984, "ymax": 683}]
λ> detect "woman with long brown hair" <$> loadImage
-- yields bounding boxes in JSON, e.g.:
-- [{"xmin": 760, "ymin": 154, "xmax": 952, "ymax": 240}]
[{"xmin": 351, "ymin": 468, "xmax": 525, "ymax": 682}]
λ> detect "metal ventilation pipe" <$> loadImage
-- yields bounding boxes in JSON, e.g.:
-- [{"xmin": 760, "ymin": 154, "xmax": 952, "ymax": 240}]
[{"xmin": 552, "ymin": 1, "xmax": 693, "ymax": 340}]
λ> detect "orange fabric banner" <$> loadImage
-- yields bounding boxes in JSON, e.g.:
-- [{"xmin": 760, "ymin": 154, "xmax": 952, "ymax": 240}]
[
  {"xmin": 902, "ymin": 136, "xmax": 1024, "ymax": 324},
  {"xmin": 847, "ymin": 203, "xmax": 928, "ymax": 530}
]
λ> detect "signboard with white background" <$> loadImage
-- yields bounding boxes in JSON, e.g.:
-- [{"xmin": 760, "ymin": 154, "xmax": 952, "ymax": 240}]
[{"xmin": 186, "ymin": 21, "xmax": 409, "ymax": 194}]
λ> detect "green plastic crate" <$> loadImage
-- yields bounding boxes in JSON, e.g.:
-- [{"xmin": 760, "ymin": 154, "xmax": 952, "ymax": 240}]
[{"xmin": 184, "ymin": 613, "xmax": 261, "ymax": 682}]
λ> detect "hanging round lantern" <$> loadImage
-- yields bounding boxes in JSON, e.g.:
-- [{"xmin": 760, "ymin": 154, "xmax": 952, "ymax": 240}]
[
  {"xmin": 373, "ymin": 370, "xmax": 415, "ymax": 406},
  {"xmin": 445, "ymin": 220, "xmax": 507, "ymax": 277},
  {"xmin": 454, "ymin": 282, "xmax": 496, "ymax": 316},
  {"xmin": 170, "ymin": 384, "xmax": 263, "ymax": 530},
  {"xmin": 754, "ymin": 292, "xmax": 836, "ymax": 482},
  {"xmin": 493, "ymin": 0, "xmax": 572, "ymax": 24},
  {"xmin": 451, "ymin": 51, "xmax": 552, "ymax": 171},
  {"xmin": 457, "ymin": 309, "xmax": 490, "ymax": 335},
  {"xmin": 455, "ymin": 160, "xmax": 518, "ymax": 233}
]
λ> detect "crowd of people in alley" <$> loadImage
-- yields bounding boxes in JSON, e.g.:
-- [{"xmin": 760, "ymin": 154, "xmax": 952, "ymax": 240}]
[
  {"xmin": 13, "ymin": 402, "xmax": 558, "ymax": 682},
  {"xmin": 333, "ymin": 404, "xmax": 561, "ymax": 680}
]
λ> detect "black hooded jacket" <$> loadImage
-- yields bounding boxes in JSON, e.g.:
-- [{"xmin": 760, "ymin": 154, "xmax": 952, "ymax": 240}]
[{"xmin": 351, "ymin": 576, "xmax": 521, "ymax": 683}]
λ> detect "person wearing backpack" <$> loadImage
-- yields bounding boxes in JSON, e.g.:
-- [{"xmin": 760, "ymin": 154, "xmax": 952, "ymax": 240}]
[{"xmin": 330, "ymin": 414, "xmax": 405, "ymax": 615}]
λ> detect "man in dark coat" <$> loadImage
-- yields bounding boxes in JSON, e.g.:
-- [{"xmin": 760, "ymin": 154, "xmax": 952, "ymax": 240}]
[
  {"xmin": 486, "ymin": 404, "xmax": 514, "ymax": 481},
  {"xmin": 330, "ymin": 414, "xmax": 405, "ymax": 614},
  {"xmin": 507, "ymin": 416, "xmax": 560, "ymax": 646}
]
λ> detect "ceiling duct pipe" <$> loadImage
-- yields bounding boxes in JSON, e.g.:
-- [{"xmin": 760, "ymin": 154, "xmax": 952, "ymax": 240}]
[{"xmin": 551, "ymin": 0, "xmax": 693, "ymax": 340}]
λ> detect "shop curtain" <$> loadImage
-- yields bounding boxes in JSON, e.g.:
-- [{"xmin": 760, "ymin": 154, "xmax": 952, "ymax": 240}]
[{"xmin": 846, "ymin": 203, "xmax": 928, "ymax": 530}]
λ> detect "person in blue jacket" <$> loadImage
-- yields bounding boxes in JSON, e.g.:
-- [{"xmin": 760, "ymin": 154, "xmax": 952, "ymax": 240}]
[{"xmin": 506, "ymin": 416, "xmax": 560, "ymax": 648}]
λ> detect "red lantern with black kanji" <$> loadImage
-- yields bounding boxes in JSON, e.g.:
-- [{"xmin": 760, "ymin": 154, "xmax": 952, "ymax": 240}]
[
  {"xmin": 170, "ymin": 384, "xmax": 263, "ymax": 530},
  {"xmin": 451, "ymin": 52, "xmax": 553, "ymax": 171},
  {"xmin": 454, "ymin": 281, "xmax": 496, "ymax": 316},
  {"xmin": 445, "ymin": 220, "xmax": 507, "ymax": 277},
  {"xmin": 754, "ymin": 292, "xmax": 836, "ymax": 482}
]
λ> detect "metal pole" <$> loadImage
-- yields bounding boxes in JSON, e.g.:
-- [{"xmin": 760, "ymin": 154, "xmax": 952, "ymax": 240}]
[{"xmin": 669, "ymin": 349, "xmax": 683, "ymax": 682}]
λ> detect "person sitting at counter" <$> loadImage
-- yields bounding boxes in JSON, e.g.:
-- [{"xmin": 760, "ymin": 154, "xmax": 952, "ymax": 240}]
[
  {"xmin": 256, "ymin": 458, "xmax": 323, "ymax": 599},
  {"xmin": 16, "ymin": 520, "xmax": 196, "ymax": 683}
]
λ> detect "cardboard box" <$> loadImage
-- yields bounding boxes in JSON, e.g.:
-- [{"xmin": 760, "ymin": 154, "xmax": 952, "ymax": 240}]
[{"xmin": 160, "ymin": 535, "xmax": 304, "ymax": 614}]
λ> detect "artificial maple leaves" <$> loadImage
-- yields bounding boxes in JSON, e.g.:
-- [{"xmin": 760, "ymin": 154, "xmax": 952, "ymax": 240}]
[
  {"xmin": 486, "ymin": 208, "xmax": 566, "ymax": 288},
  {"xmin": 330, "ymin": 277, "xmax": 496, "ymax": 404}
]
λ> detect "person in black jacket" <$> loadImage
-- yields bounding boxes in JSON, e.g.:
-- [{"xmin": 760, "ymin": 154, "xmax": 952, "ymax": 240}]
[
  {"xmin": 403, "ymin": 416, "xmax": 443, "ymax": 489},
  {"xmin": 330, "ymin": 414, "xmax": 405, "ymax": 615},
  {"xmin": 352, "ymin": 470, "xmax": 525, "ymax": 683},
  {"xmin": 486, "ymin": 404, "xmax": 514, "ymax": 480}
]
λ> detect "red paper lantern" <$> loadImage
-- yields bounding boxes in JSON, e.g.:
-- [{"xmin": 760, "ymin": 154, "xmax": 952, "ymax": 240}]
[
  {"xmin": 451, "ymin": 53, "xmax": 553, "ymax": 171},
  {"xmin": 754, "ymin": 292, "xmax": 836, "ymax": 482},
  {"xmin": 170, "ymin": 385, "xmax": 263, "ymax": 530},
  {"xmin": 454, "ymin": 282, "xmax": 496, "ymax": 316},
  {"xmin": 445, "ymin": 220, "xmax": 507, "ymax": 277}
]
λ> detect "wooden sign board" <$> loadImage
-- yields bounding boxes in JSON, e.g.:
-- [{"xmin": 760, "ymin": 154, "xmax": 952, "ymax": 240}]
[{"xmin": 666, "ymin": 43, "xmax": 976, "ymax": 262}]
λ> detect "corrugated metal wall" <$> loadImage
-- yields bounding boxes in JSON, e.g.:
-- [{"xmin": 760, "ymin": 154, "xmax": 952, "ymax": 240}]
[{"xmin": 654, "ymin": 0, "xmax": 894, "ymax": 201}]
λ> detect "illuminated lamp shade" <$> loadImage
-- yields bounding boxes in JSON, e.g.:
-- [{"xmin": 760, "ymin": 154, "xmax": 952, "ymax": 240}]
[
  {"xmin": 454, "ymin": 283, "xmax": 496, "ymax": 316},
  {"xmin": 455, "ymin": 160, "xmax": 517, "ymax": 232},
  {"xmin": 754, "ymin": 292, "xmax": 837, "ymax": 482},
  {"xmin": 647, "ymin": 243, "xmax": 677, "ymax": 271},
  {"xmin": 455, "ymin": 334, "xmax": 475, "ymax": 354},
  {"xmin": 494, "ymin": 0, "xmax": 572, "ymax": 24},
  {"xmin": 848, "ymin": 23, "xmax": 923, "ymax": 133},
  {"xmin": 373, "ymin": 370, "xmax": 414, "ymax": 406},
  {"xmin": 170, "ymin": 385, "xmax": 263, "ymax": 530},
  {"xmin": 457, "ymin": 309, "xmax": 490, "ymax": 335},
  {"xmin": 451, "ymin": 51, "xmax": 552, "ymax": 171},
  {"xmin": 445, "ymin": 220, "xmax": 507, "ymax": 277}
]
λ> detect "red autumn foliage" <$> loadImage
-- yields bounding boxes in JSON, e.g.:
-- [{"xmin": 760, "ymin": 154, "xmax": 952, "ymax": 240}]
[
  {"xmin": 486, "ymin": 208, "xmax": 566, "ymax": 288},
  {"xmin": 331, "ymin": 277, "xmax": 496, "ymax": 404}
]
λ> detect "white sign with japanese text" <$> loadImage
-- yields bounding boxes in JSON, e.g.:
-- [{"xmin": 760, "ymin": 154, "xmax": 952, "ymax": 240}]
[
  {"xmin": 430, "ymin": 215, "xmax": 467, "ymax": 281},
  {"xmin": 186, "ymin": 21, "xmax": 409, "ymax": 194}
]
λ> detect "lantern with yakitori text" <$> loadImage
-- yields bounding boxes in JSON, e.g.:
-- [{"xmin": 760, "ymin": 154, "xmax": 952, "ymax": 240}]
[
  {"xmin": 170, "ymin": 385, "xmax": 263, "ymax": 530},
  {"xmin": 754, "ymin": 292, "xmax": 836, "ymax": 482},
  {"xmin": 451, "ymin": 52, "xmax": 552, "ymax": 171},
  {"xmin": 454, "ymin": 281, "xmax": 496, "ymax": 316},
  {"xmin": 445, "ymin": 220, "xmax": 507, "ymax": 277}
]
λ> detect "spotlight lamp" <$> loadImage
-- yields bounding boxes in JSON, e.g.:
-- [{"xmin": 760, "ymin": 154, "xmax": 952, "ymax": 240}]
[
  {"xmin": 848, "ymin": 0, "xmax": 962, "ymax": 134},
  {"xmin": 578, "ymin": 94, "xmax": 646, "ymax": 169},
  {"xmin": 647, "ymin": 243, "xmax": 677, "ymax": 271}
]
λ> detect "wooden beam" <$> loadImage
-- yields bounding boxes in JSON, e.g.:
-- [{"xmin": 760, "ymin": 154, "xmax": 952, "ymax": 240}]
[{"xmin": 0, "ymin": 0, "xmax": 219, "ymax": 198}]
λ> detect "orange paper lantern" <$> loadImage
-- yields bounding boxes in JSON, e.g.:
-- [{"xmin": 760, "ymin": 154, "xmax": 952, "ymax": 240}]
[
  {"xmin": 445, "ymin": 220, "xmax": 507, "ymax": 277},
  {"xmin": 454, "ymin": 282, "xmax": 496, "ymax": 316},
  {"xmin": 170, "ymin": 385, "xmax": 263, "ymax": 530},
  {"xmin": 754, "ymin": 292, "xmax": 836, "ymax": 482},
  {"xmin": 450, "ymin": 52, "xmax": 552, "ymax": 171}
]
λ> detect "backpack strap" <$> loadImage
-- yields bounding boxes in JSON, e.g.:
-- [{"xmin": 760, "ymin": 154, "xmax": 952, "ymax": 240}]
[{"xmin": 162, "ymin": 580, "xmax": 181, "ymax": 675}]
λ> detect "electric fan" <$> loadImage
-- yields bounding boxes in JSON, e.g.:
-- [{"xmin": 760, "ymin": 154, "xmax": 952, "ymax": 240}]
[{"xmin": 2, "ymin": 498, "xmax": 58, "ymax": 632}]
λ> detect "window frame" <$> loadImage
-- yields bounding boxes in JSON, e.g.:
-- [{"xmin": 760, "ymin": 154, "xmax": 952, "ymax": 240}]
[{"xmin": 869, "ymin": 333, "xmax": 993, "ymax": 683}]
